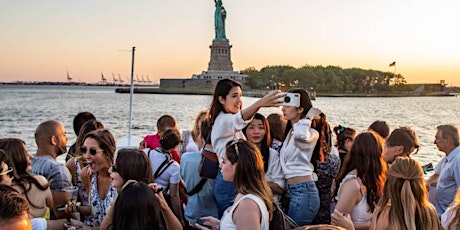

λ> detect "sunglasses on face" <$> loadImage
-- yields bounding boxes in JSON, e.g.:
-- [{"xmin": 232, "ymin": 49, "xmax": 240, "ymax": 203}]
[
  {"xmin": 80, "ymin": 146, "xmax": 104, "ymax": 155},
  {"xmin": 0, "ymin": 167, "xmax": 14, "ymax": 179}
]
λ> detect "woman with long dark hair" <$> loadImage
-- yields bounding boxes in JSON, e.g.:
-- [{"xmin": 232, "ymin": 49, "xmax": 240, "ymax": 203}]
[
  {"xmin": 110, "ymin": 181, "xmax": 162, "ymax": 230},
  {"xmin": 332, "ymin": 132, "xmax": 387, "ymax": 229},
  {"xmin": 0, "ymin": 138, "xmax": 53, "ymax": 218},
  {"xmin": 101, "ymin": 149, "xmax": 181, "ymax": 230},
  {"xmin": 197, "ymin": 140, "xmax": 273, "ymax": 230},
  {"xmin": 311, "ymin": 113, "xmax": 341, "ymax": 224},
  {"xmin": 208, "ymin": 79, "xmax": 281, "ymax": 217},
  {"xmin": 279, "ymin": 88, "xmax": 321, "ymax": 226},
  {"xmin": 243, "ymin": 113, "xmax": 284, "ymax": 201}
]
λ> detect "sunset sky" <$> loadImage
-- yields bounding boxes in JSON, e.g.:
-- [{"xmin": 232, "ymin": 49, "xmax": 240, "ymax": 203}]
[{"xmin": 1, "ymin": 0, "xmax": 459, "ymax": 86}]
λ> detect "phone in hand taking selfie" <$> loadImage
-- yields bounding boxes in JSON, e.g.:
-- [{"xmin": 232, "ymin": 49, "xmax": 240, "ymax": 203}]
[{"xmin": 277, "ymin": 92, "xmax": 300, "ymax": 107}]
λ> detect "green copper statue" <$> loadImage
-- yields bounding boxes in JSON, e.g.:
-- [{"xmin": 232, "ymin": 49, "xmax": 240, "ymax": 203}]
[{"xmin": 214, "ymin": 0, "xmax": 227, "ymax": 41}]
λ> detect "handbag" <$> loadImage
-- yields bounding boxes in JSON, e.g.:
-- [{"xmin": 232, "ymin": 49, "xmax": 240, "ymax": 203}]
[
  {"xmin": 199, "ymin": 148, "xmax": 219, "ymax": 179},
  {"xmin": 198, "ymin": 133, "xmax": 219, "ymax": 179},
  {"xmin": 269, "ymin": 202, "xmax": 299, "ymax": 230}
]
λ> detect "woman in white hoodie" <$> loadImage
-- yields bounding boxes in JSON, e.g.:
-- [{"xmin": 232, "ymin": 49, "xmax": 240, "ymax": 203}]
[{"xmin": 279, "ymin": 88, "xmax": 321, "ymax": 226}]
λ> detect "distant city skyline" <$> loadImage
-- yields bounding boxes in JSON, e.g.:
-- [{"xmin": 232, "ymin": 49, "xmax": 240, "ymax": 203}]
[{"xmin": 1, "ymin": 0, "xmax": 459, "ymax": 86}]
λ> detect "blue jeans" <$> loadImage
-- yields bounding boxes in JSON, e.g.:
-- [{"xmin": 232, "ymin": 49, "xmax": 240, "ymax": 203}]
[
  {"xmin": 213, "ymin": 170, "xmax": 237, "ymax": 218},
  {"xmin": 287, "ymin": 180, "xmax": 320, "ymax": 226}
]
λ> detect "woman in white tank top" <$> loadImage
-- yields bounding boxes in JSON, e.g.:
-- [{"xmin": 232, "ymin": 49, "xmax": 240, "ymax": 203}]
[
  {"xmin": 331, "ymin": 132, "xmax": 387, "ymax": 230},
  {"xmin": 196, "ymin": 140, "xmax": 273, "ymax": 230}
]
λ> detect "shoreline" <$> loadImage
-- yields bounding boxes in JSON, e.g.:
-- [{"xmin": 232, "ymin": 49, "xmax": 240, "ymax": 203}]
[
  {"xmin": 114, "ymin": 87, "xmax": 456, "ymax": 98},
  {"xmin": 1, "ymin": 82, "xmax": 455, "ymax": 97}
]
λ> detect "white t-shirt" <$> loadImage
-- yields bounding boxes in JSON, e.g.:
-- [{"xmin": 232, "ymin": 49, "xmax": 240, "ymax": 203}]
[
  {"xmin": 145, "ymin": 148, "xmax": 180, "ymax": 189},
  {"xmin": 266, "ymin": 148, "xmax": 284, "ymax": 201},
  {"xmin": 31, "ymin": 218, "xmax": 47, "ymax": 230},
  {"xmin": 211, "ymin": 111, "xmax": 252, "ymax": 161}
]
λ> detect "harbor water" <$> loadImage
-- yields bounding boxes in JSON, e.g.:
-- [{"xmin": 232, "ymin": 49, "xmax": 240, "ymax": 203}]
[{"xmin": 1, "ymin": 84, "xmax": 459, "ymax": 167}]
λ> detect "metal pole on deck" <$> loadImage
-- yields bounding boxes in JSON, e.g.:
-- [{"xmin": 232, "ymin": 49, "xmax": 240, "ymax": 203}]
[{"xmin": 128, "ymin": 46, "xmax": 135, "ymax": 146}]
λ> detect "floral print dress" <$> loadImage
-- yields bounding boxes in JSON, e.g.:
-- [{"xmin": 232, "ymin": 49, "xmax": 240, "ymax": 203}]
[{"xmin": 86, "ymin": 173, "xmax": 117, "ymax": 227}]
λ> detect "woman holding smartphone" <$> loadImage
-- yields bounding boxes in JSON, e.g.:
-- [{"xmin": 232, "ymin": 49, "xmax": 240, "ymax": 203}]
[
  {"xmin": 208, "ymin": 79, "xmax": 282, "ymax": 217},
  {"xmin": 279, "ymin": 88, "xmax": 322, "ymax": 226}
]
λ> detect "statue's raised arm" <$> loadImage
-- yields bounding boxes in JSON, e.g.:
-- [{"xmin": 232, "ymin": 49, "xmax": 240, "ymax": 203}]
[{"xmin": 214, "ymin": 0, "xmax": 227, "ymax": 41}]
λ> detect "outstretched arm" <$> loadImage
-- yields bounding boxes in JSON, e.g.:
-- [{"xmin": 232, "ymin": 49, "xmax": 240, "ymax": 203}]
[{"xmin": 241, "ymin": 90, "xmax": 282, "ymax": 121}]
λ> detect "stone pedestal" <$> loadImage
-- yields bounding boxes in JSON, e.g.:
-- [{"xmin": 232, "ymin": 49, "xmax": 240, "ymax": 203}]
[{"xmin": 208, "ymin": 40, "xmax": 233, "ymax": 71}]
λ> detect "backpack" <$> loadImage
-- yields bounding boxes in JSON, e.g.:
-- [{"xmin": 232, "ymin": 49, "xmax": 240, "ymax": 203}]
[{"xmin": 269, "ymin": 202, "xmax": 299, "ymax": 230}]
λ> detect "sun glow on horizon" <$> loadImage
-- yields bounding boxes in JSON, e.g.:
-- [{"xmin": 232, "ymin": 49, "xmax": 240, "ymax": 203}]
[{"xmin": 0, "ymin": 0, "xmax": 459, "ymax": 86}]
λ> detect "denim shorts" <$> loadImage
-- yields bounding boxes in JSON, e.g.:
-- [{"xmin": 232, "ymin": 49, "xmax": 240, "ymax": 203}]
[
  {"xmin": 213, "ymin": 170, "xmax": 237, "ymax": 218},
  {"xmin": 286, "ymin": 180, "xmax": 320, "ymax": 226}
]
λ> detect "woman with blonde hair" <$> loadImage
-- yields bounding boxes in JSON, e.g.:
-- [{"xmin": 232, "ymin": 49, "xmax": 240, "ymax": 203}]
[
  {"xmin": 178, "ymin": 110, "xmax": 209, "ymax": 154},
  {"xmin": 370, "ymin": 157, "xmax": 439, "ymax": 230}
]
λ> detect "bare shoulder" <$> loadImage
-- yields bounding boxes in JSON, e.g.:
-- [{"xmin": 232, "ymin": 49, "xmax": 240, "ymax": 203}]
[
  {"xmin": 373, "ymin": 207, "xmax": 390, "ymax": 230},
  {"xmin": 235, "ymin": 198, "xmax": 260, "ymax": 215},
  {"xmin": 339, "ymin": 177, "xmax": 361, "ymax": 194},
  {"xmin": 33, "ymin": 175, "xmax": 50, "ymax": 186},
  {"xmin": 233, "ymin": 197, "xmax": 262, "ymax": 227},
  {"xmin": 336, "ymin": 178, "xmax": 362, "ymax": 212}
]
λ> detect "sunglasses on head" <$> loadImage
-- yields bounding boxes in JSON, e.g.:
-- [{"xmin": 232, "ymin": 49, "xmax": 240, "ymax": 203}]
[
  {"xmin": 0, "ymin": 167, "xmax": 14, "ymax": 179},
  {"xmin": 79, "ymin": 146, "xmax": 104, "ymax": 155},
  {"xmin": 228, "ymin": 139, "xmax": 243, "ymax": 156}
]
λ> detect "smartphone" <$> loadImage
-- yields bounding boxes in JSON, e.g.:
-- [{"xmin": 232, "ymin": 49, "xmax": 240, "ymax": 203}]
[
  {"xmin": 155, "ymin": 187, "xmax": 164, "ymax": 194},
  {"xmin": 277, "ymin": 92, "xmax": 300, "ymax": 107},
  {"xmin": 196, "ymin": 220, "xmax": 213, "ymax": 229}
]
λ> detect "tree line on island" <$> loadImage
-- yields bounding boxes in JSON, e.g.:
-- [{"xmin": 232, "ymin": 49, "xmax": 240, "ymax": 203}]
[{"xmin": 241, "ymin": 65, "xmax": 414, "ymax": 94}]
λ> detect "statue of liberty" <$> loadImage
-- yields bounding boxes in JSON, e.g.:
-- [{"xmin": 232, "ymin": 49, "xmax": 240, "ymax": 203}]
[{"xmin": 214, "ymin": 0, "xmax": 227, "ymax": 41}]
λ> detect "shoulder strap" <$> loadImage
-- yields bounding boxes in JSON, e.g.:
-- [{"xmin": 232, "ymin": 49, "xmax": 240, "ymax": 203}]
[
  {"xmin": 154, "ymin": 158, "xmax": 174, "ymax": 179},
  {"xmin": 186, "ymin": 178, "xmax": 207, "ymax": 196}
]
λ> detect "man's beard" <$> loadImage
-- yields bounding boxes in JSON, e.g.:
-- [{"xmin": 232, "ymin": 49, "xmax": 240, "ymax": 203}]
[{"xmin": 56, "ymin": 143, "xmax": 67, "ymax": 156}]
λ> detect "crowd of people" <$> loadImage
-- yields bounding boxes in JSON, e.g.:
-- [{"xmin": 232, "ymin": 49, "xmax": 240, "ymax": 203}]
[{"xmin": 0, "ymin": 78, "xmax": 459, "ymax": 230}]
